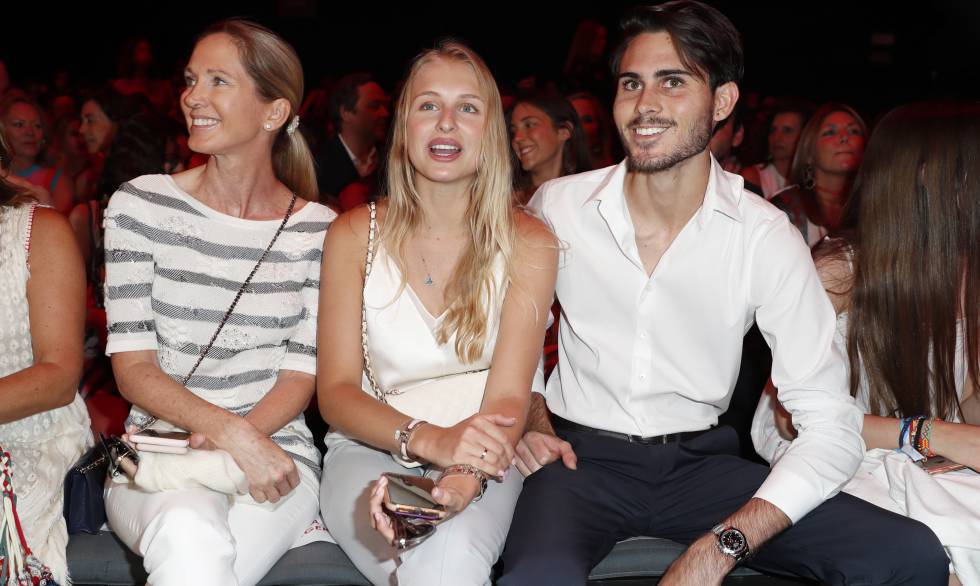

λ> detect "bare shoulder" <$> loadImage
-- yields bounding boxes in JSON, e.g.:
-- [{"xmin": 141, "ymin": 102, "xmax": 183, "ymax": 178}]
[
  {"xmin": 813, "ymin": 245, "xmax": 853, "ymax": 314},
  {"xmin": 514, "ymin": 208, "xmax": 558, "ymax": 249},
  {"xmin": 31, "ymin": 207, "xmax": 79, "ymax": 256},
  {"xmin": 327, "ymin": 202, "xmax": 386, "ymax": 244}
]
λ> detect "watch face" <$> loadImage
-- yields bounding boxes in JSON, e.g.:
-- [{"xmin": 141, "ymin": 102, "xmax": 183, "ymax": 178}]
[{"xmin": 719, "ymin": 528, "xmax": 747, "ymax": 554}]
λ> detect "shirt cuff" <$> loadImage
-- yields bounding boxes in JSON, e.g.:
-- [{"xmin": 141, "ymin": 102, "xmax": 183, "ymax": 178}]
[
  {"xmin": 105, "ymin": 337, "xmax": 158, "ymax": 356},
  {"xmin": 752, "ymin": 464, "xmax": 829, "ymax": 525},
  {"xmin": 279, "ymin": 356, "xmax": 317, "ymax": 377}
]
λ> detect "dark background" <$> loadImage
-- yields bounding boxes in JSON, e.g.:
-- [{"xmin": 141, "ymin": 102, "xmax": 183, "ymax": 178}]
[{"xmin": 3, "ymin": 0, "xmax": 978, "ymax": 120}]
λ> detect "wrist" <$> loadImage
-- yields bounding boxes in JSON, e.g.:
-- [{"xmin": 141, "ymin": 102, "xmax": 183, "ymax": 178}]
[
  {"xmin": 211, "ymin": 413, "xmax": 250, "ymax": 445},
  {"xmin": 406, "ymin": 421, "xmax": 439, "ymax": 462}
]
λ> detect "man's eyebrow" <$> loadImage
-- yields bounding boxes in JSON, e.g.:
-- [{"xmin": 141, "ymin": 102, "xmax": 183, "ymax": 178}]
[{"xmin": 654, "ymin": 68, "xmax": 693, "ymax": 78}]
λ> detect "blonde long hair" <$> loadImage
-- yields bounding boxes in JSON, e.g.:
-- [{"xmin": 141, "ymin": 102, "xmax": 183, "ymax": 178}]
[
  {"xmin": 383, "ymin": 40, "xmax": 517, "ymax": 363},
  {"xmin": 199, "ymin": 19, "xmax": 318, "ymax": 200}
]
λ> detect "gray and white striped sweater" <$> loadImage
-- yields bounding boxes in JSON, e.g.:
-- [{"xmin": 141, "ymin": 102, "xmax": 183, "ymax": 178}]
[{"xmin": 104, "ymin": 174, "xmax": 335, "ymax": 476}]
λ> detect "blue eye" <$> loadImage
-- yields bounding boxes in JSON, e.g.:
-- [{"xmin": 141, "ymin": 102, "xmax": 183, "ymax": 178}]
[
  {"xmin": 460, "ymin": 103, "xmax": 478, "ymax": 114},
  {"xmin": 420, "ymin": 102, "xmax": 437, "ymax": 111}
]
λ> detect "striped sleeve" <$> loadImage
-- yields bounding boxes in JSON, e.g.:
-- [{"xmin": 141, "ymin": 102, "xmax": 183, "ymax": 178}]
[
  {"xmin": 279, "ymin": 230, "xmax": 323, "ymax": 376},
  {"xmin": 104, "ymin": 188, "xmax": 158, "ymax": 355}
]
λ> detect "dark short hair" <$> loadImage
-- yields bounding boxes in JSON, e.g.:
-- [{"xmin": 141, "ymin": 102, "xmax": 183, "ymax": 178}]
[
  {"xmin": 610, "ymin": 1, "xmax": 743, "ymax": 90},
  {"xmin": 329, "ymin": 73, "xmax": 375, "ymax": 129}
]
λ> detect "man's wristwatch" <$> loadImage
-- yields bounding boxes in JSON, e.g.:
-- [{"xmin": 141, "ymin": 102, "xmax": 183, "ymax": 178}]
[{"xmin": 711, "ymin": 524, "xmax": 751, "ymax": 563}]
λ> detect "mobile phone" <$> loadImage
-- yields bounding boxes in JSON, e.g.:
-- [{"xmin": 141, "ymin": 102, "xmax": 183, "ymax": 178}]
[
  {"xmin": 916, "ymin": 455, "xmax": 968, "ymax": 475},
  {"xmin": 382, "ymin": 473, "xmax": 447, "ymax": 521},
  {"xmin": 134, "ymin": 443, "xmax": 189, "ymax": 455},
  {"xmin": 128, "ymin": 430, "xmax": 191, "ymax": 448}
]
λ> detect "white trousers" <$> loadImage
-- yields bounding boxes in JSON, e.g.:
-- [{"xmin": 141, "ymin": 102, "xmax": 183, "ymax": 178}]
[
  {"xmin": 320, "ymin": 437, "xmax": 523, "ymax": 586},
  {"xmin": 105, "ymin": 463, "xmax": 319, "ymax": 586}
]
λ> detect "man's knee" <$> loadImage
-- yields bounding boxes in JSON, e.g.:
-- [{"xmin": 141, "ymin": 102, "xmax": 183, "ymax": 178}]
[
  {"xmin": 498, "ymin": 546, "xmax": 592, "ymax": 586},
  {"xmin": 873, "ymin": 518, "xmax": 947, "ymax": 585}
]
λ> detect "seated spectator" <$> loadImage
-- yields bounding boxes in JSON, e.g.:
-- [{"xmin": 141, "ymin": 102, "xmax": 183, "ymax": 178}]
[
  {"xmin": 102, "ymin": 20, "xmax": 333, "ymax": 586},
  {"xmin": 77, "ymin": 87, "xmax": 148, "ymax": 201},
  {"xmin": 567, "ymin": 91, "xmax": 617, "ymax": 169},
  {"xmin": 740, "ymin": 99, "xmax": 812, "ymax": 199},
  {"xmin": 754, "ymin": 101, "xmax": 980, "ymax": 585},
  {"xmin": 501, "ymin": 4, "xmax": 946, "ymax": 584},
  {"xmin": 0, "ymin": 123, "xmax": 92, "ymax": 584},
  {"xmin": 111, "ymin": 37, "xmax": 175, "ymax": 115},
  {"xmin": 510, "ymin": 93, "xmax": 591, "ymax": 203},
  {"xmin": 708, "ymin": 105, "xmax": 747, "ymax": 175},
  {"xmin": 0, "ymin": 92, "xmax": 74, "ymax": 213},
  {"xmin": 317, "ymin": 40, "xmax": 555, "ymax": 586},
  {"xmin": 315, "ymin": 73, "xmax": 390, "ymax": 209},
  {"xmin": 770, "ymin": 102, "xmax": 865, "ymax": 247}
]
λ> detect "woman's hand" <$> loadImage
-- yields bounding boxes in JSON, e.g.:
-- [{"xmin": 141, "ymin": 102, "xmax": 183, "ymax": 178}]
[
  {"xmin": 412, "ymin": 413, "xmax": 517, "ymax": 478},
  {"xmin": 431, "ymin": 472, "xmax": 480, "ymax": 514},
  {"xmin": 213, "ymin": 418, "xmax": 299, "ymax": 503},
  {"xmin": 369, "ymin": 475, "xmax": 397, "ymax": 544}
]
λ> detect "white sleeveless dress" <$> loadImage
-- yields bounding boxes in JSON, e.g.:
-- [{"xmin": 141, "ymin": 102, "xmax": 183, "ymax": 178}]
[
  {"xmin": 0, "ymin": 204, "xmax": 93, "ymax": 584},
  {"xmin": 752, "ymin": 312, "xmax": 980, "ymax": 584}
]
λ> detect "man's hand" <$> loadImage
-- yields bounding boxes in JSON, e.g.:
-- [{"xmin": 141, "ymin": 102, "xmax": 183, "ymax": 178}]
[{"xmin": 514, "ymin": 430, "xmax": 577, "ymax": 476}]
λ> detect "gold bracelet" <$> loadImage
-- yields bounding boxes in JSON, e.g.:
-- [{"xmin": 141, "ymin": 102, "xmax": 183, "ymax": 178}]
[{"xmin": 438, "ymin": 464, "xmax": 488, "ymax": 502}]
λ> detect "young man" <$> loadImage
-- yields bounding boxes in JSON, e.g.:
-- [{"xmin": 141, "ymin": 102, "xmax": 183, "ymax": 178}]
[{"xmin": 499, "ymin": 2, "xmax": 948, "ymax": 584}]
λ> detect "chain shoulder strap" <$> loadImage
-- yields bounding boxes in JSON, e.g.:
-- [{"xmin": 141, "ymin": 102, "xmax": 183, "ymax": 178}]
[
  {"xmin": 137, "ymin": 192, "xmax": 299, "ymax": 432},
  {"xmin": 361, "ymin": 202, "xmax": 387, "ymax": 404}
]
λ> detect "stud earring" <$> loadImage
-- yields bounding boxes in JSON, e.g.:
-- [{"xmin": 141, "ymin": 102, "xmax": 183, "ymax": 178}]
[{"xmin": 264, "ymin": 122, "xmax": 273, "ymax": 131}]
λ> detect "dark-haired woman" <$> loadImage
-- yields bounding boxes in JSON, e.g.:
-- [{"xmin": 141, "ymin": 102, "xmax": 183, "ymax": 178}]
[
  {"xmin": 102, "ymin": 20, "xmax": 333, "ymax": 586},
  {"xmin": 510, "ymin": 94, "xmax": 590, "ymax": 204},
  {"xmin": 0, "ymin": 124, "xmax": 91, "ymax": 584},
  {"xmin": 769, "ymin": 103, "xmax": 866, "ymax": 247},
  {"xmin": 754, "ymin": 102, "xmax": 980, "ymax": 585}
]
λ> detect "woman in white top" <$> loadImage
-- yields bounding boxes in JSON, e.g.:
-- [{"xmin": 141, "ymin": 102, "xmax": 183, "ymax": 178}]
[
  {"xmin": 753, "ymin": 102, "xmax": 980, "ymax": 585},
  {"xmin": 102, "ymin": 20, "xmax": 334, "ymax": 586},
  {"xmin": 317, "ymin": 41, "xmax": 557, "ymax": 586},
  {"xmin": 0, "ymin": 125, "xmax": 91, "ymax": 585}
]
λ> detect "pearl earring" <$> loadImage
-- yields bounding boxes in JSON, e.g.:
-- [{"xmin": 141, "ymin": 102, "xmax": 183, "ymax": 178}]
[{"xmin": 264, "ymin": 122, "xmax": 273, "ymax": 130}]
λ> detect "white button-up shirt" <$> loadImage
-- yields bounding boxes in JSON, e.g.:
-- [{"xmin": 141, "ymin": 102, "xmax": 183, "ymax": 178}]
[{"xmin": 528, "ymin": 157, "xmax": 864, "ymax": 523}]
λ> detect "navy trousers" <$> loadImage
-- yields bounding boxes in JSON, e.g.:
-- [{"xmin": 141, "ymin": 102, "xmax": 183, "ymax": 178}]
[{"xmin": 499, "ymin": 426, "xmax": 948, "ymax": 585}]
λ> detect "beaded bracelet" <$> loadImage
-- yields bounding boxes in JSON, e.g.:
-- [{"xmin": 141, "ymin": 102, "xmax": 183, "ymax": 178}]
[
  {"xmin": 898, "ymin": 416, "xmax": 913, "ymax": 448},
  {"xmin": 438, "ymin": 464, "xmax": 489, "ymax": 502},
  {"xmin": 916, "ymin": 418, "xmax": 937, "ymax": 458}
]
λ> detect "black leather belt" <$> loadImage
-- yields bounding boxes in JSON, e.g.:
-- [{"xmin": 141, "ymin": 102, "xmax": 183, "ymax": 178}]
[{"xmin": 552, "ymin": 415, "xmax": 709, "ymax": 445}]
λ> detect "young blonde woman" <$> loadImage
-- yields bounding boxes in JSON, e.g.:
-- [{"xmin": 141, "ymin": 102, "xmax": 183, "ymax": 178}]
[{"xmin": 317, "ymin": 41, "xmax": 557, "ymax": 586}]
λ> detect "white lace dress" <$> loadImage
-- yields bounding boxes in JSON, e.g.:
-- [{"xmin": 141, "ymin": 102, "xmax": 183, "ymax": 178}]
[{"xmin": 0, "ymin": 204, "xmax": 93, "ymax": 583}]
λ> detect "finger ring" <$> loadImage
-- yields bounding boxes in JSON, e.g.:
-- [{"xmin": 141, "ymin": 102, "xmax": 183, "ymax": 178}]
[{"xmin": 480, "ymin": 448, "xmax": 488, "ymax": 461}]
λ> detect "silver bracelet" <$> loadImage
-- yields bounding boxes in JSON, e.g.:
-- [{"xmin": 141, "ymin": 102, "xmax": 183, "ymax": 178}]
[
  {"xmin": 394, "ymin": 419, "xmax": 427, "ymax": 464},
  {"xmin": 438, "ymin": 464, "xmax": 488, "ymax": 502}
]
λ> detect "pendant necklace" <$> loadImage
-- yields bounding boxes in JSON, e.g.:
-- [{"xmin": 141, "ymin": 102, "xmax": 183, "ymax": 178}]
[{"xmin": 419, "ymin": 251, "xmax": 434, "ymax": 286}]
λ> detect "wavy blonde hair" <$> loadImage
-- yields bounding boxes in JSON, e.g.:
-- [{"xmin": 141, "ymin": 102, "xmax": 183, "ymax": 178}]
[{"xmin": 383, "ymin": 40, "xmax": 517, "ymax": 363}]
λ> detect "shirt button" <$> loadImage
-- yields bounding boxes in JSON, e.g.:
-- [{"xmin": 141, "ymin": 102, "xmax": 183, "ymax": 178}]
[
  {"xmin": 639, "ymin": 374, "xmax": 646, "ymax": 380},
  {"xmin": 639, "ymin": 332, "xmax": 647, "ymax": 340}
]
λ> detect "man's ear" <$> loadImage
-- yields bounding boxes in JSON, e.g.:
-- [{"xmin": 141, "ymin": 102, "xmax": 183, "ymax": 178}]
[
  {"xmin": 340, "ymin": 103, "xmax": 357, "ymax": 125},
  {"xmin": 712, "ymin": 82, "xmax": 739, "ymax": 125}
]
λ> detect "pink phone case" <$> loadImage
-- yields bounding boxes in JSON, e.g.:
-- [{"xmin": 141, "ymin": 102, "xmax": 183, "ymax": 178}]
[
  {"xmin": 135, "ymin": 443, "xmax": 190, "ymax": 454},
  {"xmin": 128, "ymin": 431, "xmax": 191, "ymax": 448}
]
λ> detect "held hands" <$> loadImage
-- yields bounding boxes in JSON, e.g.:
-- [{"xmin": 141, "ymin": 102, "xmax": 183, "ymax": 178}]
[
  {"xmin": 514, "ymin": 430, "xmax": 578, "ymax": 476},
  {"xmin": 412, "ymin": 413, "xmax": 517, "ymax": 479}
]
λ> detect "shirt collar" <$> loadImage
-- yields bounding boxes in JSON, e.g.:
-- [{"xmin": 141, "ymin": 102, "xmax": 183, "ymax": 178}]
[
  {"xmin": 338, "ymin": 133, "xmax": 376, "ymax": 166},
  {"xmin": 584, "ymin": 156, "xmax": 744, "ymax": 226}
]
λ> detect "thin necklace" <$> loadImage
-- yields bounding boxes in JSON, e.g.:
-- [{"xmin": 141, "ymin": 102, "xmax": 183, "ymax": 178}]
[{"xmin": 419, "ymin": 250, "xmax": 434, "ymax": 286}]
